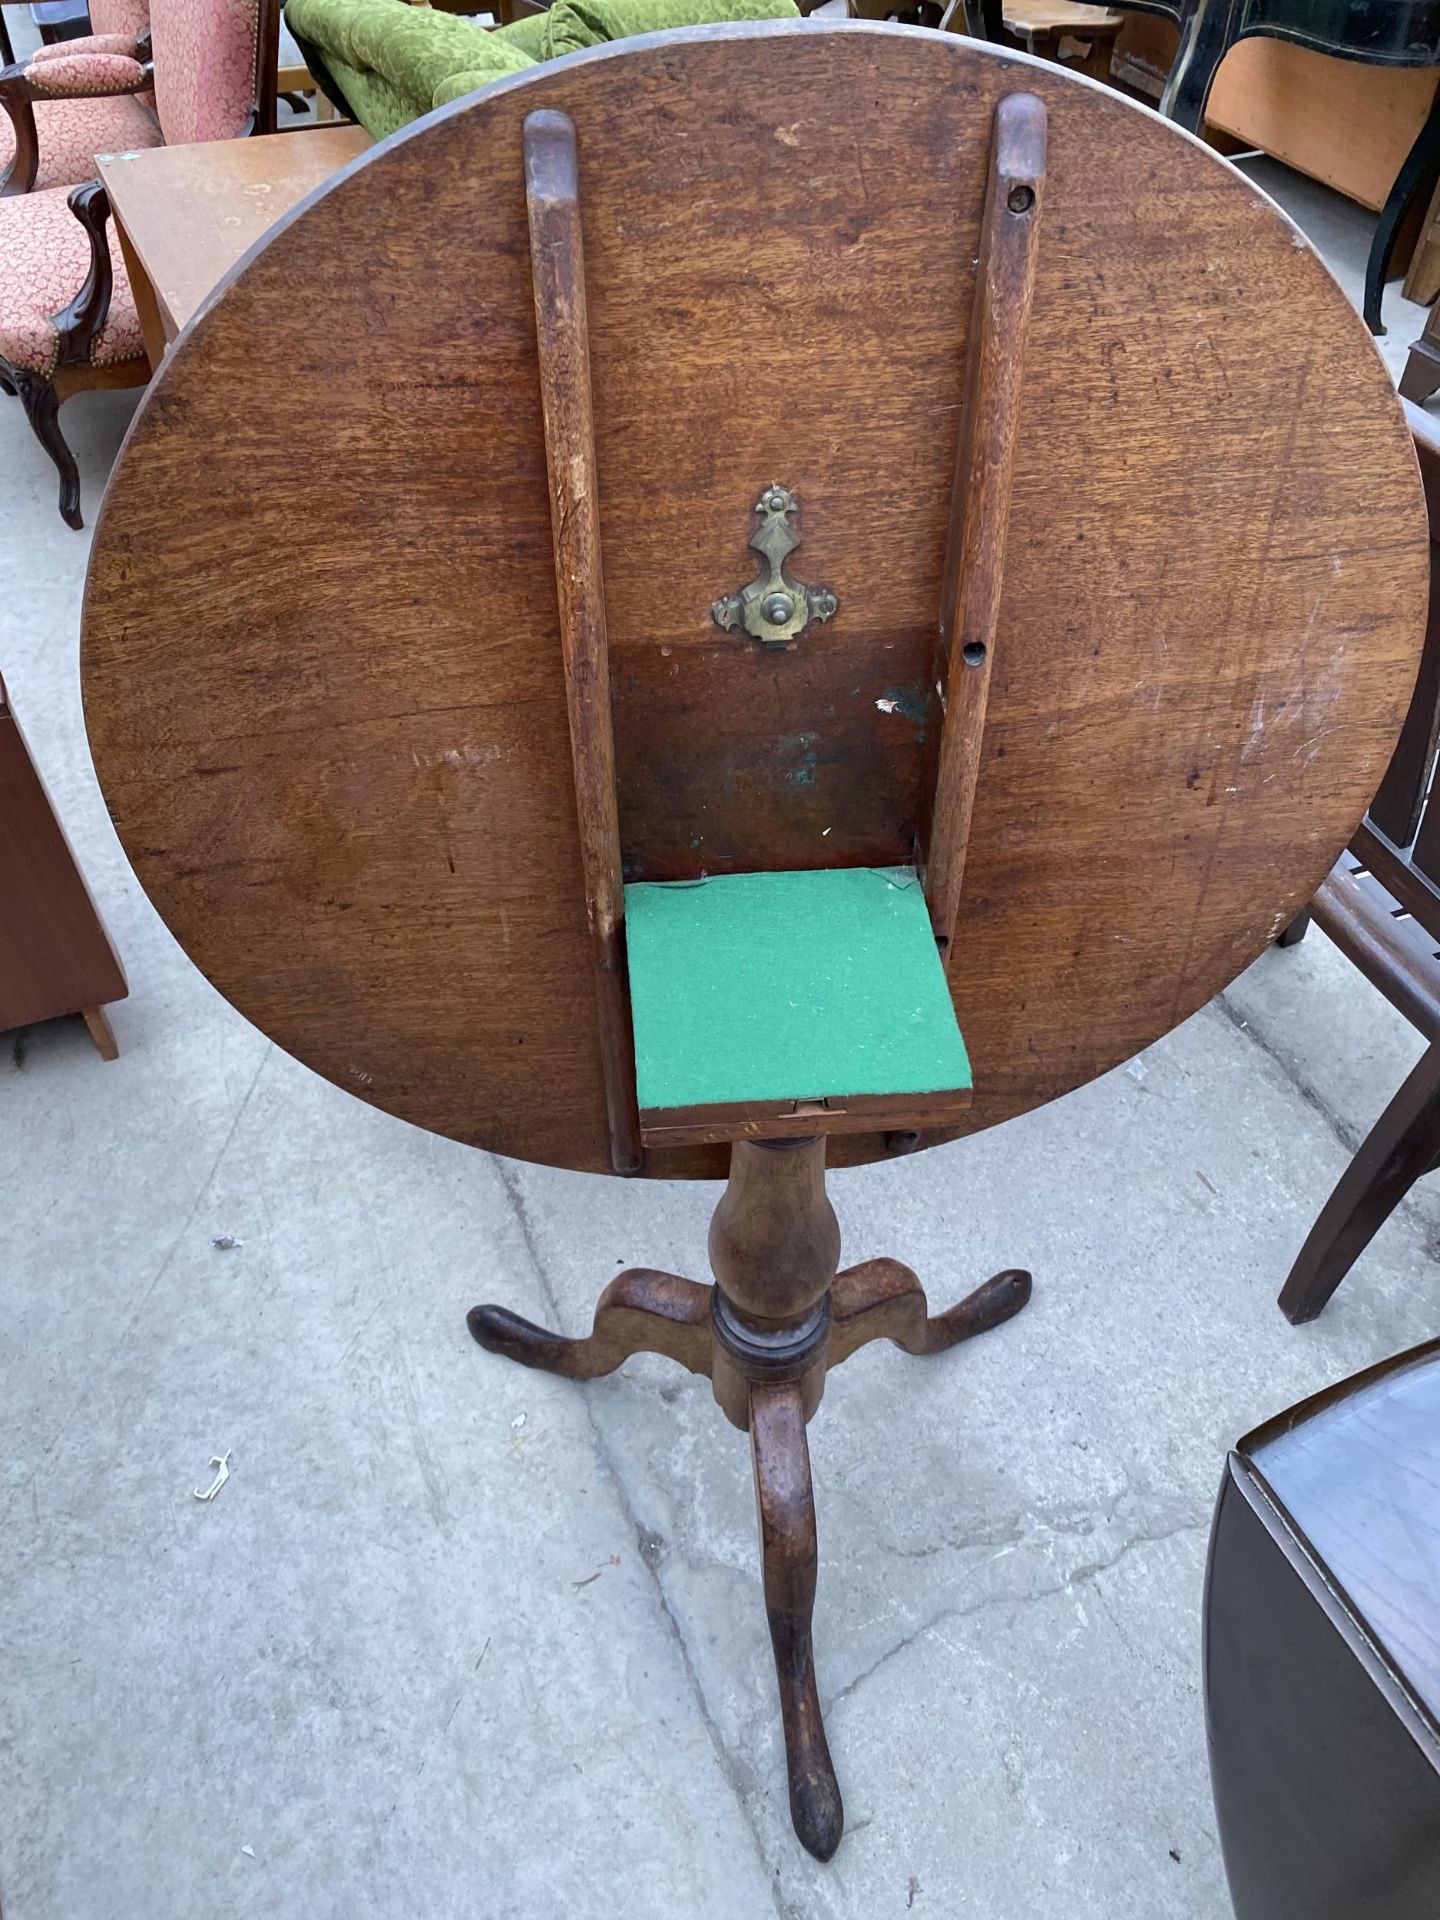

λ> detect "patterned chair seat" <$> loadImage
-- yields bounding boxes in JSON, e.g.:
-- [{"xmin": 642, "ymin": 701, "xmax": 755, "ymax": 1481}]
[
  {"xmin": 0, "ymin": 186, "xmax": 142, "ymax": 376},
  {"xmin": 0, "ymin": 88, "xmax": 162, "ymax": 193}
]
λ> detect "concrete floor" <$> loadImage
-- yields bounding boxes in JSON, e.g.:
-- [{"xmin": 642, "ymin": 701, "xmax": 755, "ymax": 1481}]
[{"xmin": 3, "ymin": 94, "xmax": 1440, "ymax": 1919}]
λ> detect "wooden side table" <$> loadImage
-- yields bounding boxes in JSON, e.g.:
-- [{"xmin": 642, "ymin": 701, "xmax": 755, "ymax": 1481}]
[
  {"xmin": 81, "ymin": 23, "xmax": 1428, "ymax": 1859},
  {"xmin": 96, "ymin": 125, "xmax": 373, "ymax": 365},
  {"xmin": 1206, "ymin": 1342, "xmax": 1440, "ymax": 1919},
  {"xmin": 0, "ymin": 673, "xmax": 126, "ymax": 1059}
]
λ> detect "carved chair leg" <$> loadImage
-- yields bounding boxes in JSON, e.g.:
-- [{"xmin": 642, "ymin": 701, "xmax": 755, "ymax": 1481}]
[
  {"xmin": 827, "ymin": 1256, "xmax": 1031, "ymax": 1368},
  {"xmin": 1279, "ymin": 1039, "xmax": 1440, "ymax": 1324},
  {"xmin": 750, "ymin": 1379, "xmax": 843, "ymax": 1862},
  {"xmin": 468, "ymin": 1268, "xmax": 712, "ymax": 1380},
  {"xmin": 11, "ymin": 368, "xmax": 82, "ymax": 529}
]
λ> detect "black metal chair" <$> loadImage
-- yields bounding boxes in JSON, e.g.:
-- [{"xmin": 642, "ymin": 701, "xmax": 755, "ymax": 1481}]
[{"xmin": 950, "ymin": 0, "xmax": 1440, "ymax": 333}]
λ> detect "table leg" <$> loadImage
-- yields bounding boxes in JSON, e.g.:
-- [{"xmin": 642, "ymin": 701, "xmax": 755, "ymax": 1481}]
[
  {"xmin": 113, "ymin": 215, "xmax": 166, "ymax": 370},
  {"xmin": 750, "ymin": 1380, "xmax": 843, "ymax": 1863},
  {"xmin": 467, "ymin": 1137, "xmax": 1033, "ymax": 1861}
]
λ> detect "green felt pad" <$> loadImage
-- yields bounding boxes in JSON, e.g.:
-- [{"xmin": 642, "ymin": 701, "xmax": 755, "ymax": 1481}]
[{"xmin": 623, "ymin": 866, "xmax": 971, "ymax": 1112}]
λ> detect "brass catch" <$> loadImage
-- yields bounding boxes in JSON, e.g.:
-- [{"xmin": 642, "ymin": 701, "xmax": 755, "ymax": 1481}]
[{"xmin": 711, "ymin": 485, "xmax": 838, "ymax": 650}]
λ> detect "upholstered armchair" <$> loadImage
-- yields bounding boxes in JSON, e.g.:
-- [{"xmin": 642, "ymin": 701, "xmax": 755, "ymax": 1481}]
[
  {"xmin": 0, "ymin": 1, "xmax": 156, "ymax": 195},
  {"xmin": 0, "ymin": 0, "xmax": 280, "ymax": 527}
]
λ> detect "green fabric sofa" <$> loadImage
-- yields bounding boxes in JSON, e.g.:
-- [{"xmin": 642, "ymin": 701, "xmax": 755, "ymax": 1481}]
[{"xmin": 286, "ymin": 0, "xmax": 799, "ymax": 138}]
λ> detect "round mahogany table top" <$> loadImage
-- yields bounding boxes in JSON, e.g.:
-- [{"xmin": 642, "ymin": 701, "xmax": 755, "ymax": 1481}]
[{"xmin": 82, "ymin": 21, "xmax": 1428, "ymax": 1178}]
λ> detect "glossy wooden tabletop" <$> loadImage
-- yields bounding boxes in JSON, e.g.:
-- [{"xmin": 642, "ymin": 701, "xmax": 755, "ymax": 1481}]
[
  {"xmin": 1245, "ymin": 1340, "xmax": 1440, "ymax": 1729},
  {"xmin": 81, "ymin": 23, "xmax": 1428, "ymax": 1177}
]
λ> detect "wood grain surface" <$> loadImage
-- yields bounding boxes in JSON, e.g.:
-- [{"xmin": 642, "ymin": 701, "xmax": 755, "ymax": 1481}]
[
  {"xmin": 523, "ymin": 107, "xmax": 642, "ymax": 1173},
  {"xmin": 81, "ymin": 22, "xmax": 1429, "ymax": 1178},
  {"xmin": 926, "ymin": 88, "xmax": 1046, "ymax": 963}
]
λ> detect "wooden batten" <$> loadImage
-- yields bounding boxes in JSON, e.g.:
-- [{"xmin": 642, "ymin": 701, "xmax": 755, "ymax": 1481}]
[
  {"xmin": 524, "ymin": 107, "xmax": 643, "ymax": 1173},
  {"xmin": 924, "ymin": 91, "xmax": 1048, "ymax": 966}
]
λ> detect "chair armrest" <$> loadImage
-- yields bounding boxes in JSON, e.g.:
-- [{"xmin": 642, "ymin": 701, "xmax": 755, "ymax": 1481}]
[
  {"xmin": 50, "ymin": 179, "xmax": 119, "ymax": 374},
  {"xmin": 19, "ymin": 51, "xmax": 152, "ymax": 100},
  {"xmin": 0, "ymin": 51, "xmax": 154, "ymax": 192},
  {"xmin": 29, "ymin": 31, "xmax": 146, "ymax": 63},
  {"xmin": 0, "ymin": 67, "xmax": 39, "ymax": 196}
]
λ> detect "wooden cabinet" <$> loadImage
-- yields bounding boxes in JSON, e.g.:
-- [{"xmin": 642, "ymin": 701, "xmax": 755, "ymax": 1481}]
[{"xmin": 0, "ymin": 673, "xmax": 126, "ymax": 1058}]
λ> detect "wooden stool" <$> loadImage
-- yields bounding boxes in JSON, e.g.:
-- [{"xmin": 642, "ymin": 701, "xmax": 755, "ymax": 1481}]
[
  {"xmin": 80, "ymin": 23, "xmax": 1427, "ymax": 1859},
  {"xmin": 1206, "ymin": 1342, "xmax": 1440, "ymax": 1917},
  {"xmin": 1002, "ymin": 2, "xmax": 1121, "ymax": 81}
]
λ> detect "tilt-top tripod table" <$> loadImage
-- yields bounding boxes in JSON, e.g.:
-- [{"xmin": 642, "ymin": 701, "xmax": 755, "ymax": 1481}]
[{"xmin": 81, "ymin": 21, "xmax": 1428, "ymax": 1860}]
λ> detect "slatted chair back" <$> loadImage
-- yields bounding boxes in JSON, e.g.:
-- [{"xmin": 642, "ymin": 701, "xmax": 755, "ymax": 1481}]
[
  {"xmin": 1278, "ymin": 405, "xmax": 1440, "ymax": 1322},
  {"xmin": 1315, "ymin": 405, "xmax": 1440, "ymax": 1039},
  {"xmin": 1366, "ymin": 406, "xmax": 1440, "ymax": 897}
]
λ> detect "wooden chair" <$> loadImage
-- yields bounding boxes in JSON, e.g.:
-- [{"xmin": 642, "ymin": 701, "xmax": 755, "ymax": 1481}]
[
  {"xmin": 79, "ymin": 22, "xmax": 1427, "ymax": 1860},
  {"xmin": 0, "ymin": 670, "xmax": 126, "ymax": 1060},
  {"xmin": 1277, "ymin": 401, "xmax": 1440, "ymax": 1325},
  {"xmin": 0, "ymin": 0, "xmax": 280, "ymax": 527},
  {"xmin": 1206, "ymin": 1339, "xmax": 1440, "ymax": 1918}
]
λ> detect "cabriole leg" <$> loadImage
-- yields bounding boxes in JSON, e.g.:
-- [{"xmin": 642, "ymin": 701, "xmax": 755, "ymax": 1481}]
[
  {"xmin": 468, "ymin": 1268, "xmax": 712, "ymax": 1379},
  {"xmin": 750, "ymin": 1378, "xmax": 843, "ymax": 1862},
  {"xmin": 827, "ymin": 1256, "xmax": 1031, "ymax": 1367},
  {"xmin": 13, "ymin": 369, "xmax": 82, "ymax": 530}
]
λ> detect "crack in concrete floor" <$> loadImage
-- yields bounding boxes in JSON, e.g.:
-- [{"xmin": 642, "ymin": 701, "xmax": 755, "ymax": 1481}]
[{"xmin": 492, "ymin": 1154, "xmax": 790, "ymax": 1914}]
